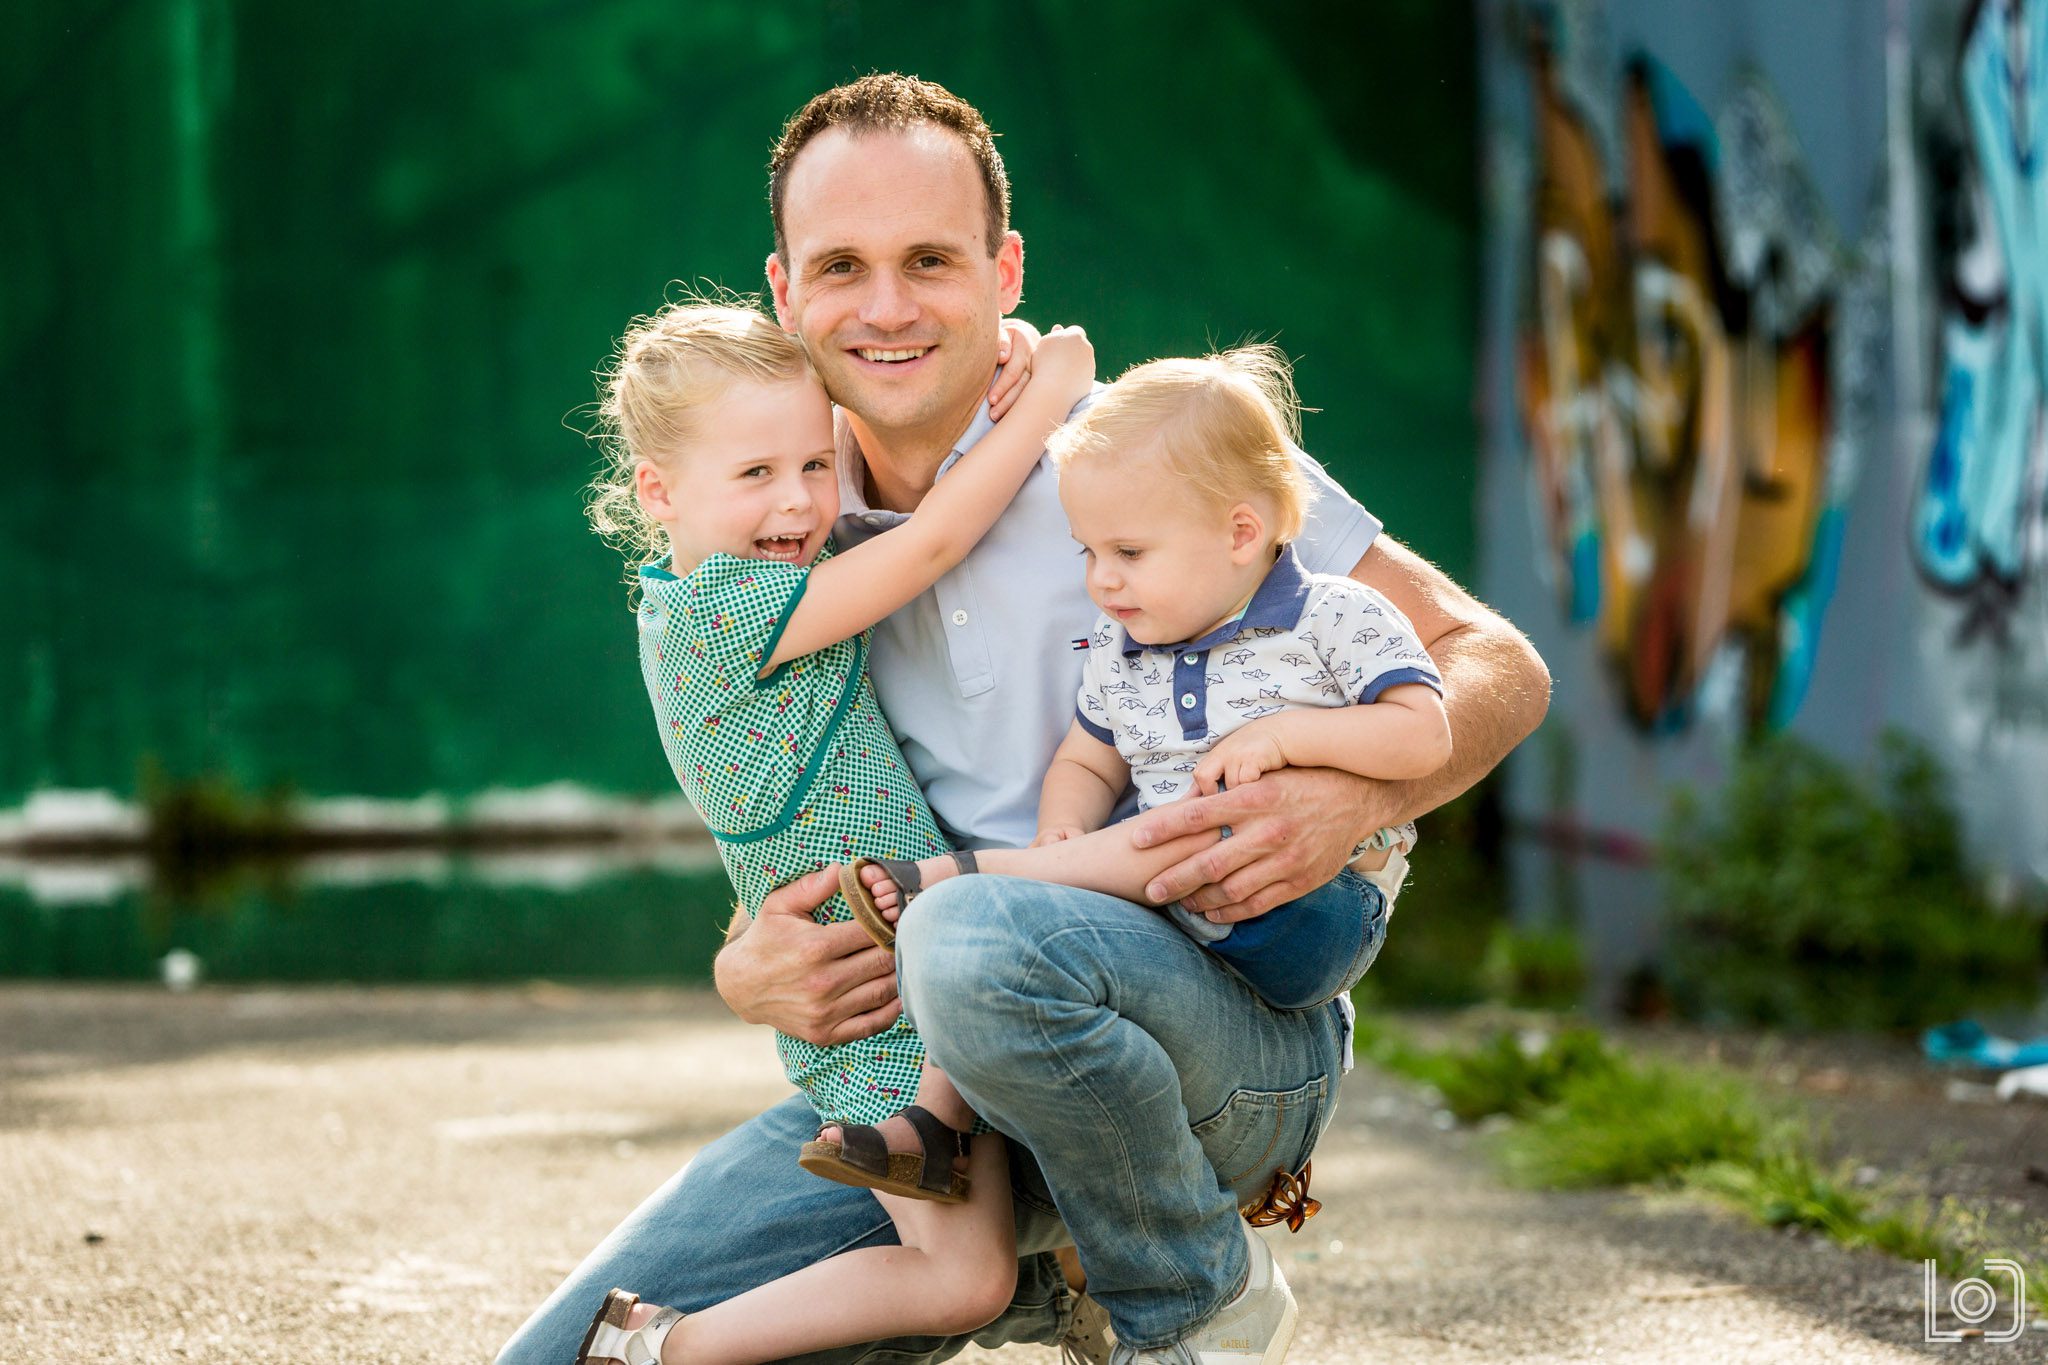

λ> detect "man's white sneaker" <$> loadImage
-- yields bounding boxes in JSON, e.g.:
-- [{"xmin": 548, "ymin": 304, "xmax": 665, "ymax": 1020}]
[
  {"xmin": 1108, "ymin": 1223, "xmax": 1296, "ymax": 1364},
  {"xmin": 1060, "ymin": 1289, "xmax": 1116, "ymax": 1364}
]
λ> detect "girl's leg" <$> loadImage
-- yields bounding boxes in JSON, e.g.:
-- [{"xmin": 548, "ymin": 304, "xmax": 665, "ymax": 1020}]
[
  {"xmin": 834, "ymin": 827, "xmax": 1217, "ymax": 1174},
  {"xmin": 854, "ymin": 825, "xmax": 1403, "ymax": 1022},
  {"xmin": 812, "ymin": 1057, "xmax": 976, "ymax": 1172},
  {"xmin": 859, "ymin": 821, "xmax": 1404, "ymax": 920},
  {"xmin": 602, "ymin": 1136, "xmax": 1018, "ymax": 1365},
  {"xmin": 859, "ymin": 823, "xmax": 1218, "ymax": 919}
]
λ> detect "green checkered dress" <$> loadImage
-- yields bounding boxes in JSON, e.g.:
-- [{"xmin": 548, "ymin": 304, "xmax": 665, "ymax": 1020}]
[{"xmin": 637, "ymin": 548, "xmax": 946, "ymax": 1125}]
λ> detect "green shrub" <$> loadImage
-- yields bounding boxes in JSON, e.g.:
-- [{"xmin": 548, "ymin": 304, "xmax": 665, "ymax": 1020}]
[
  {"xmin": 1479, "ymin": 924, "xmax": 1587, "ymax": 1010},
  {"xmin": 139, "ymin": 760, "xmax": 301, "ymax": 903},
  {"xmin": 1660, "ymin": 732, "xmax": 2041, "ymax": 1028}
]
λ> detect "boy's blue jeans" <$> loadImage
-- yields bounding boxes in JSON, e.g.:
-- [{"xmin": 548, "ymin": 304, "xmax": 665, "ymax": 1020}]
[
  {"xmin": 494, "ymin": 875, "xmax": 1350, "ymax": 1361},
  {"xmin": 1169, "ymin": 866, "xmax": 1390, "ymax": 1010}
]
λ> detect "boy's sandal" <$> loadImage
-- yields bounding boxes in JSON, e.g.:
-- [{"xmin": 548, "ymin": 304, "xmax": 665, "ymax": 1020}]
[
  {"xmin": 576, "ymin": 1288, "xmax": 684, "ymax": 1365},
  {"xmin": 837, "ymin": 850, "xmax": 980, "ymax": 950},
  {"xmin": 797, "ymin": 1102, "xmax": 973, "ymax": 1203}
]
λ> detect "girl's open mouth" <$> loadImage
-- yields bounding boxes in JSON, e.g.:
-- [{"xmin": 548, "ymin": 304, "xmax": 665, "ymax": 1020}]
[{"xmin": 753, "ymin": 534, "xmax": 809, "ymax": 562}]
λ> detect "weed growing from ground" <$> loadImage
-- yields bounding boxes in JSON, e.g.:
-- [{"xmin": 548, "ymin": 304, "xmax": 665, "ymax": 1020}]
[
  {"xmin": 1493, "ymin": 1055, "xmax": 1767, "ymax": 1188},
  {"xmin": 1357, "ymin": 1013, "xmax": 2045, "ymax": 1309}
]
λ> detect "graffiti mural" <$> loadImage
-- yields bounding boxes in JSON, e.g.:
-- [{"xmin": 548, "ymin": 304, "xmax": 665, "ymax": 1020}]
[
  {"xmin": 1512, "ymin": 1, "xmax": 1879, "ymax": 733},
  {"xmin": 1916, "ymin": 0, "xmax": 2048, "ymax": 637}
]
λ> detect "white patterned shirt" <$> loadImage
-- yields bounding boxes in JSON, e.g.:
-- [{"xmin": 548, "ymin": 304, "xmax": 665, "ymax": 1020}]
[{"xmin": 1073, "ymin": 543, "xmax": 1442, "ymax": 860}]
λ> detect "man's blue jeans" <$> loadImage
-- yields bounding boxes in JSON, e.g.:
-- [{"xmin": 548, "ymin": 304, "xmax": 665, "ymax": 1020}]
[{"xmin": 495, "ymin": 876, "xmax": 1349, "ymax": 1361}]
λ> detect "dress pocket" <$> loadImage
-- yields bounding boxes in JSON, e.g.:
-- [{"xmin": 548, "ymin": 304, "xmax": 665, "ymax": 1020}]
[{"xmin": 1190, "ymin": 1074, "xmax": 1329, "ymax": 1200}]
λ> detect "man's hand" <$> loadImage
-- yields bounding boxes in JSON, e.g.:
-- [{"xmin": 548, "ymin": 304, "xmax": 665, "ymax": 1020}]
[
  {"xmin": 1129, "ymin": 767, "xmax": 1394, "ymax": 922},
  {"xmin": 713, "ymin": 866, "xmax": 903, "ymax": 1045}
]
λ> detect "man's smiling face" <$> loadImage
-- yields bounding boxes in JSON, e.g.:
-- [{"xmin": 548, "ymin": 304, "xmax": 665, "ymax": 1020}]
[{"xmin": 767, "ymin": 123, "xmax": 1023, "ymax": 437}]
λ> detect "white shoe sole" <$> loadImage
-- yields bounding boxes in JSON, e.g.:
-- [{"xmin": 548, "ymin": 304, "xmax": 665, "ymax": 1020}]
[
  {"xmin": 1261, "ymin": 1285, "xmax": 1294, "ymax": 1358},
  {"xmin": 1262, "ymin": 1267, "xmax": 1297, "ymax": 1363}
]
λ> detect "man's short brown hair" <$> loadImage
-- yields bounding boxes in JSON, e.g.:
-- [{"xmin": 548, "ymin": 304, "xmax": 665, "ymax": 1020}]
[{"xmin": 769, "ymin": 73, "xmax": 1011, "ymax": 262}]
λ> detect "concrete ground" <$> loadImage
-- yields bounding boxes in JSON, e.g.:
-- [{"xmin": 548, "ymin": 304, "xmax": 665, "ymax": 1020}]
[{"xmin": 2, "ymin": 985, "xmax": 2039, "ymax": 1362}]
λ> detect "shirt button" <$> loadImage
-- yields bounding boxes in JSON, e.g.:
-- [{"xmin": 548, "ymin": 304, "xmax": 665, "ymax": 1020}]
[
  {"xmin": 951, "ymin": 610, "xmax": 969, "ymax": 626},
  {"xmin": 1180, "ymin": 692, "xmax": 1196, "ymax": 708},
  {"xmin": 1184, "ymin": 654, "xmax": 1199, "ymax": 665}
]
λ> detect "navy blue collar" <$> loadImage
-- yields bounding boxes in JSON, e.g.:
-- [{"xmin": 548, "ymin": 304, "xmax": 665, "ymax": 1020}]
[{"xmin": 1121, "ymin": 543, "xmax": 1313, "ymax": 657}]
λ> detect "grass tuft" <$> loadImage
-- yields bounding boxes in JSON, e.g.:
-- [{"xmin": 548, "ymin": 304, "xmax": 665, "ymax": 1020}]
[
  {"xmin": 1356, "ymin": 1012, "xmax": 2046, "ymax": 1311},
  {"xmin": 1354, "ymin": 1019, "xmax": 1619, "ymax": 1124},
  {"xmin": 1493, "ymin": 1055, "xmax": 1767, "ymax": 1188}
]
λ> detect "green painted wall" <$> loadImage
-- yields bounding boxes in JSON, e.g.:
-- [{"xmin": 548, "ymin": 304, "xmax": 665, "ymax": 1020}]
[{"xmin": 2, "ymin": 0, "xmax": 1477, "ymax": 803}]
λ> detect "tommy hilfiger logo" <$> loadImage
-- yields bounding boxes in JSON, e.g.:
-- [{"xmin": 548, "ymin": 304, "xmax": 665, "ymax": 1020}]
[{"xmin": 1071, "ymin": 638, "xmax": 1091, "ymax": 651}]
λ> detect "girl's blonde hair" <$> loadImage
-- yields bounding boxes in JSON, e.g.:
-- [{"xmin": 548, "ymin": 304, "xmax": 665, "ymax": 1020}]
[
  {"xmin": 587, "ymin": 295, "xmax": 813, "ymax": 568},
  {"xmin": 1046, "ymin": 344, "xmax": 1316, "ymax": 542}
]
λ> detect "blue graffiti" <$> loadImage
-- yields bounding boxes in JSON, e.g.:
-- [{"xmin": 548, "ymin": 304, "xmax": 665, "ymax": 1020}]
[{"xmin": 1915, "ymin": 0, "xmax": 2048, "ymax": 608}]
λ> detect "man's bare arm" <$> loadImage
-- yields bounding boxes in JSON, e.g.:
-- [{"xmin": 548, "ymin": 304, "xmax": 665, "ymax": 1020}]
[
  {"xmin": 1344, "ymin": 534, "xmax": 1552, "ymax": 825},
  {"xmin": 1132, "ymin": 533, "xmax": 1550, "ymax": 918}
]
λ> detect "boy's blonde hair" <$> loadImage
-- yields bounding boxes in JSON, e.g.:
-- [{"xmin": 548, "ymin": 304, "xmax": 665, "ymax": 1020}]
[
  {"xmin": 1046, "ymin": 344, "xmax": 1316, "ymax": 543},
  {"xmin": 587, "ymin": 295, "xmax": 813, "ymax": 568}
]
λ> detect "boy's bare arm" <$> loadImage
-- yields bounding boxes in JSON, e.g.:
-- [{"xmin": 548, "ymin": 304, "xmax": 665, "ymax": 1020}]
[
  {"xmin": 1035, "ymin": 720, "xmax": 1128, "ymax": 840},
  {"xmin": 1192, "ymin": 682, "xmax": 1452, "ymax": 794},
  {"xmin": 1264, "ymin": 685, "xmax": 1451, "ymax": 779},
  {"xmin": 1341, "ymin": 535, "xmax": 1551, "ymax": 820}
]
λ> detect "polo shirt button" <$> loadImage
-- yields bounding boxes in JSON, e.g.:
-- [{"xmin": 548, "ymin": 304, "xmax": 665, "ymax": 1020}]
[
  {"xmin": 1180, "ymin": 692, "xmax": 1196, "ymax": 708},
  {"xmin": 1183, "ymin": 654, "xmax": 1199, "ymax": 665},
  {"xmin": 951, "ymin": 610, "xmax": 969, "ymax": 626}
]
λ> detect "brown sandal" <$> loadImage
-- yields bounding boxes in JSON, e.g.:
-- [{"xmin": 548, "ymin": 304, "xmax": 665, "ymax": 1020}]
[
  {"xmin": 837, "ymin": 850, "xmax": 980, "ymax": 950},
  {"xmin": 797, "ymin": 1103, "xmax": 973, "ymax": 1202}
]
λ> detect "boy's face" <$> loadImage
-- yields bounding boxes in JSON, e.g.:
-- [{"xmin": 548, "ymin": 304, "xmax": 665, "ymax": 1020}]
[
  {"xmin": 767, "ymin": 124, "xmax": 1023, "ymax": 442},
  {"xmin": 1060, "ymin": 451, "xmax": 1271, "ymax": 647},
  {"xmin": 646, "ymin": 375, "xmax": 840, "ymax": 571}
]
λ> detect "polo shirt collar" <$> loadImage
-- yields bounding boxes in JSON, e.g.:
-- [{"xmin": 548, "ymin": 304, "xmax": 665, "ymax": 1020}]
[
  {"xmin": 1121, "ymin": 543, "xmax": 1314, "ymax": 658},
  {"xmin": 835, "ymin": 401, "xmax": 994, "ymax": 521}
]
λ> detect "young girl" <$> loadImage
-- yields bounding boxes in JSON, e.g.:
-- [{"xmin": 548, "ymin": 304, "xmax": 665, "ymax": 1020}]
[
  {"xmin": 809, "ymin": 345, "xmax": 1451, "ymax": 1231},
  {"xmin": 576, "ymin": 298, "xmax": 1093, "ymax": 1365}
]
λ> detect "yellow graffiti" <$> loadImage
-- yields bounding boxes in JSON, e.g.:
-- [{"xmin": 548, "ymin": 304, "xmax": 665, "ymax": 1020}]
[{"xmin": 1518, "ymin": 40, "xmax": 1834, "ymax": 730}]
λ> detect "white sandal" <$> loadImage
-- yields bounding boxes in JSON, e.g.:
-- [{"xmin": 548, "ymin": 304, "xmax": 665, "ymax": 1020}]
[{"xmin": 577, "ymin": 1288, "xmax": 685, "ymax": 1365}]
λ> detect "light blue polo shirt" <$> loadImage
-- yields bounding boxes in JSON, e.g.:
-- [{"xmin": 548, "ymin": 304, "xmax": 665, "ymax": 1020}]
[{"xmin": 832, "ymin": 397, "xmax": 1382, "ymax": 850}]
